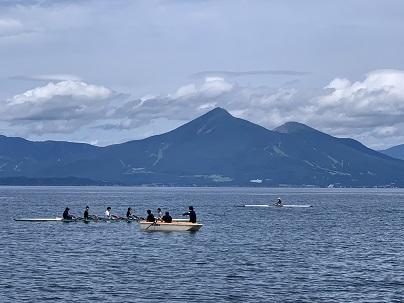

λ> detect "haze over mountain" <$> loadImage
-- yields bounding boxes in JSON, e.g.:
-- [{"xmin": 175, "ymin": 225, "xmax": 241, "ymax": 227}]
[{"xmin": 1, "ymin": 108, "xmax": 403, "ymax": 187}]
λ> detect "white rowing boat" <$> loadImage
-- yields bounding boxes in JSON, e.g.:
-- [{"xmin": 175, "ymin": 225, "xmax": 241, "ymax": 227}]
[
  {"xmin": 139, "ymin": 220, "xmax": 203, "ymax": 231},
  {"xmin": 14, "ymin": 217, "xmax": 192, "ymax": 223},
  {"xmin": 275, "ymin": 204, "xmax": 312, "ymax": 208},
  {"xmin": 243, "ymin": 204, "xmax": 312, "ymax": 208},
  {"xmin": 14, "ymin": 217, "xmax": 65, "ymax": 222},
  {"xmin": 14, "ymin": 217, "xmax": 138, "ymax": 222}
]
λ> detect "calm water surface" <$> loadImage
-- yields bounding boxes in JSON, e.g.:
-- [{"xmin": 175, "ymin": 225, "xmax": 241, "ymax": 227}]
[{"xmin": 0, "ymin": 187, "xmax": 403, "ymax": 302}]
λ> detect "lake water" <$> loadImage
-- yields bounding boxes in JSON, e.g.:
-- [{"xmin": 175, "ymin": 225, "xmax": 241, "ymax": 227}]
[{"xmin": 0, "ymin": 186, "xmax": 403, "ymax": 302}]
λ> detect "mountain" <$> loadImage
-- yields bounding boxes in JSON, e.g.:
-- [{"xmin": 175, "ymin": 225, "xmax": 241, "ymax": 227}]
[
  {"xmin": 0, "ymin": 135, "xmax": 100, "ymax": 177},
  {"xmin": 1, "ymin": 107, "xmax": 404, "ymax": 187},
  {"xmin": 379, "ymin": 144, "xmax": 404, "ymax": 160}
]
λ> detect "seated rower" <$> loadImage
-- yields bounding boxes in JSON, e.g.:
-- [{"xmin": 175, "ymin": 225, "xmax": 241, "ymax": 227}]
[
  {"xmin": 182, "ymin": 206, "xmax": 197, "ymax": 223},
  {"xmin": 157, "ymin": 208, "xmax": 163, "ymax": 220},
  {"xmin": 83, "ymin": 206, "xmax": 90, "ymax": 220},
  {"xmin": 275, "ymin": 197, "xmax": 282, "ymax": 206},
  {"xmin": 62, "ymin": 207, "xmax": 74, "ymax": 220},
  {"xmin": 126, "ymin": 207, "xmax": 132, "ymax": 218},
  {"xmin": 161, "ymin": 211, "xmax": 172, "ymax": 223},
  {"xmin": 126, "ymin": 207, "xmax": 139, "ymax": 220},
  {"xmin": 105, "ymin": 207, "xmax": 119, "ymax": 219},
  {"xmin": 146, "ymin": 209, "xmax": 155, "ymax": 222}
]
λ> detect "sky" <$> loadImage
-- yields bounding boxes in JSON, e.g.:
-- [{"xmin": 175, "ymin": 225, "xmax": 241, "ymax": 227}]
[{"xmin": 1, "ymin": 0, "xmax": 404, "ymax": 149}]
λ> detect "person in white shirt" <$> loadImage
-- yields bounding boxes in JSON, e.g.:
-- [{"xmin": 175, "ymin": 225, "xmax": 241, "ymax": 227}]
[
  {"xmin": 105, "ymin": 207, "xmax": 112, "ymax": 218},
  {"xmin": 157, "ymin": 208, "xmax": 163, "ymax": 219}
]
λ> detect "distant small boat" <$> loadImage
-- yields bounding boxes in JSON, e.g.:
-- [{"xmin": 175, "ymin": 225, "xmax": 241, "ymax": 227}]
[
  {"xmin": 139, "ymin": 220, "xmax": 203, "ymax": 231},
  {"xmin": 243, "ymin": 204, "xmax": 312, "ymax": 208}
]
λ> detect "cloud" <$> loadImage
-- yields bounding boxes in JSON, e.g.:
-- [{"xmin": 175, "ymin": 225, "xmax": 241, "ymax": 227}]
[
  {"xmin": 308, "ymin": 69, "xmax": 404, "ymax": 148},
  {"xmin": 0, "ymin": 80, "xmax": 126, "ymax": 135},
  {"xmin": 10, "ymin": 74, "xmax": 83, "ymax": 82},
  {"xmin": 8, "ymin": 80, "xmax": 112, "ymax": 105},
  {"xmin": 190, "ymin": 70, "xmax": 309, "ymax": 79},
  {"xmin": 304, "ymin": 69, "xmax": 404, "ymax": 132}
]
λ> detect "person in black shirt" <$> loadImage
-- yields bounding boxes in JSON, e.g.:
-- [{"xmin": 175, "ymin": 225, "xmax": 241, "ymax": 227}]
[
  {"xmin": 126, "ymin": 207, "xmax": 132, "ymax": 218},
  {"xmin": 83, "ymin": 206, "xmax": 90, "ymax": 220},
  {"xmin": 162, "ymin": 211, "xmax": 172, "ymax": 223},
  {"xmin": 183, "ymin": 206, "xmax": 196, "ymax": 223},
  {"xmin": 146, "ymin": 209, "xmax": 155, "ymax": 222},
  {"xmin": 63, "ymin": 207, "xmax": 73, "ymax": 220}
]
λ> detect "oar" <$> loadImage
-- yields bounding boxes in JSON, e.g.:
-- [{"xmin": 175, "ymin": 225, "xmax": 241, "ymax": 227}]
[{"xmin": 145, "ymin": 221, "xmax": 157, "ymax": 230}]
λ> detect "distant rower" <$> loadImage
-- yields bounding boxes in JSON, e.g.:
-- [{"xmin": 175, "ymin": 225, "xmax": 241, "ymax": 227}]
[
  {"xmin": 146, "ymin": 209, "xmax": 155, "ymax": 222},
  {"xmin": 162, "ymin": 211, "xmax": 172, "ymax": 223},
  {"xmin": 126, "ymin": 207, "xmax": 132, "ymax": 218},
  {"xmin": 105, "ymin": 207, "xmax": 119, "ymax": 219},
  {"xmin": 157, "ymin": 208, "xmax": 163, "ymax": 219},
  {"xmin": 63, "ymin": 207, "xmax": 74, "ymax": 220},
  {"xmin": 276, "ymin": 198, "xmax": 282, "ymax": 206},
  {"xmin": 126, "ymin": 207, "xmax": 139, "ymax": 220},
  {"xmin": 84, "ymin": 206, "xmax": 90, "ymax": 220},
  {"xmin": 183, "ymin": 206, "xmax": 197, "ymax": 223}
]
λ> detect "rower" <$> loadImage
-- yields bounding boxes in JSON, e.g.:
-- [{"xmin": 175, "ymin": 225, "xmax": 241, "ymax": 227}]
[
  {"xmin": 126, "ymin": 207, "xmax": 139, "ymax": 219},
  {"xmin": 276, "ymin": 197, "xmax": 282, "ymax": 206},
  {"xmin": 105, "ymin": 207, "xmax": 118, "ymax": 219},
  {"xmin": 182, "ymin": 206, "xmax": 197, "ymax": 223},
  {"xmin": 162, "ymin": 211, "xmax": 172, "ymax": 223},
  {"xmin": 63, "ymin": 207, "xmax": 74, "ymax": 220},
  {"xmin": 157, "ymin": 208, "xmax": 163, "ymax": 220},
  {"xmin": 126, "ymin": 207, "xmax": 132, "ymax": 218},
  {"xmin": 83, "ymin": 206, "xmax": 90, "ymax": 220},
  {"xmin": 146, "ymin": 209, "xmax": 155, "ymax": 222}
]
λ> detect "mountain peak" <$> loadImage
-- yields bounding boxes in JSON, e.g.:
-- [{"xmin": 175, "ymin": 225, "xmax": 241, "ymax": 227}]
[
  {"xmin": 204, "ymin": 107, "xmax": 232, "ymax": 118},
  {"xmin": 273, "ymin": 122, "xmax": 320, "ymax": 134},
  {"xmin": 186, "ymin": 107, "xmax": 234, "ymax": 129}
]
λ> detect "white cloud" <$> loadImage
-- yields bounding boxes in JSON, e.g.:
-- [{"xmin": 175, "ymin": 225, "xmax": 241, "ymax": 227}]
[
  {"xmin": 0, "ymin": 80, "xmax": 124, "ymax": 136},
  {"xmin": 172, "ymin": 77, "xmax": 233, "ymax": 99},
  {"xmin": 8, "ymin": 80, "xmax": 112, "ymax": 105}
]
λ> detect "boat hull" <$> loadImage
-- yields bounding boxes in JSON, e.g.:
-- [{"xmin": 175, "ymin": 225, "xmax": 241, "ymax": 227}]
[
  {"xmin": 14, "ymin": 217, "xmax": 138, "ymax": 222},
  {"xmin": 139, "ymin": 221, "xmax": 203, "ymax": 231},
  {"xmin": 243, "ymin": 204, "xmax": 312, "ymax": 208}
]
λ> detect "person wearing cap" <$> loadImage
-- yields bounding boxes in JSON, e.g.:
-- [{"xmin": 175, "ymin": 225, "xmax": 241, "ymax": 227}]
[
  {"xmin": 62, "ymin": 207, "xmax": 74, "ymax": 220},
  {"xmin": 161, "ymin": 211, "xmax": 172, "ymax": 223},
  {"xmin": 83, "ymin": 206, "xmax": 90, "ymax": 220},
  {"xmin": 182, "ymin": 206, "xmax": 197, "ymax": 223},
  {"xmin": 275, "ymin": 198, "xmax": 282, "ymax": 206},
  {"xmin": 146, "ymin": 209, "xmax": 155, "ymax": 222}
]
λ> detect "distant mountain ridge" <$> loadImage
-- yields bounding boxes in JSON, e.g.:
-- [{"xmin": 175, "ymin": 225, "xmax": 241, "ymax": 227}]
[
  {"xmin": 1, "ymin": 107, "xmax": 404, "ymax": 187},
  {"xmin": 379, "ymin": 144, "xmax": 404, "ymax": 160}
]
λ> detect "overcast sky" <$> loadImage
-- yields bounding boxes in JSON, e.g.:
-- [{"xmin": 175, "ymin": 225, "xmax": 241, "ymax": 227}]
[{"xmin": 1, "ymin": 0, "xmax": 404, "ymax": 149}]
